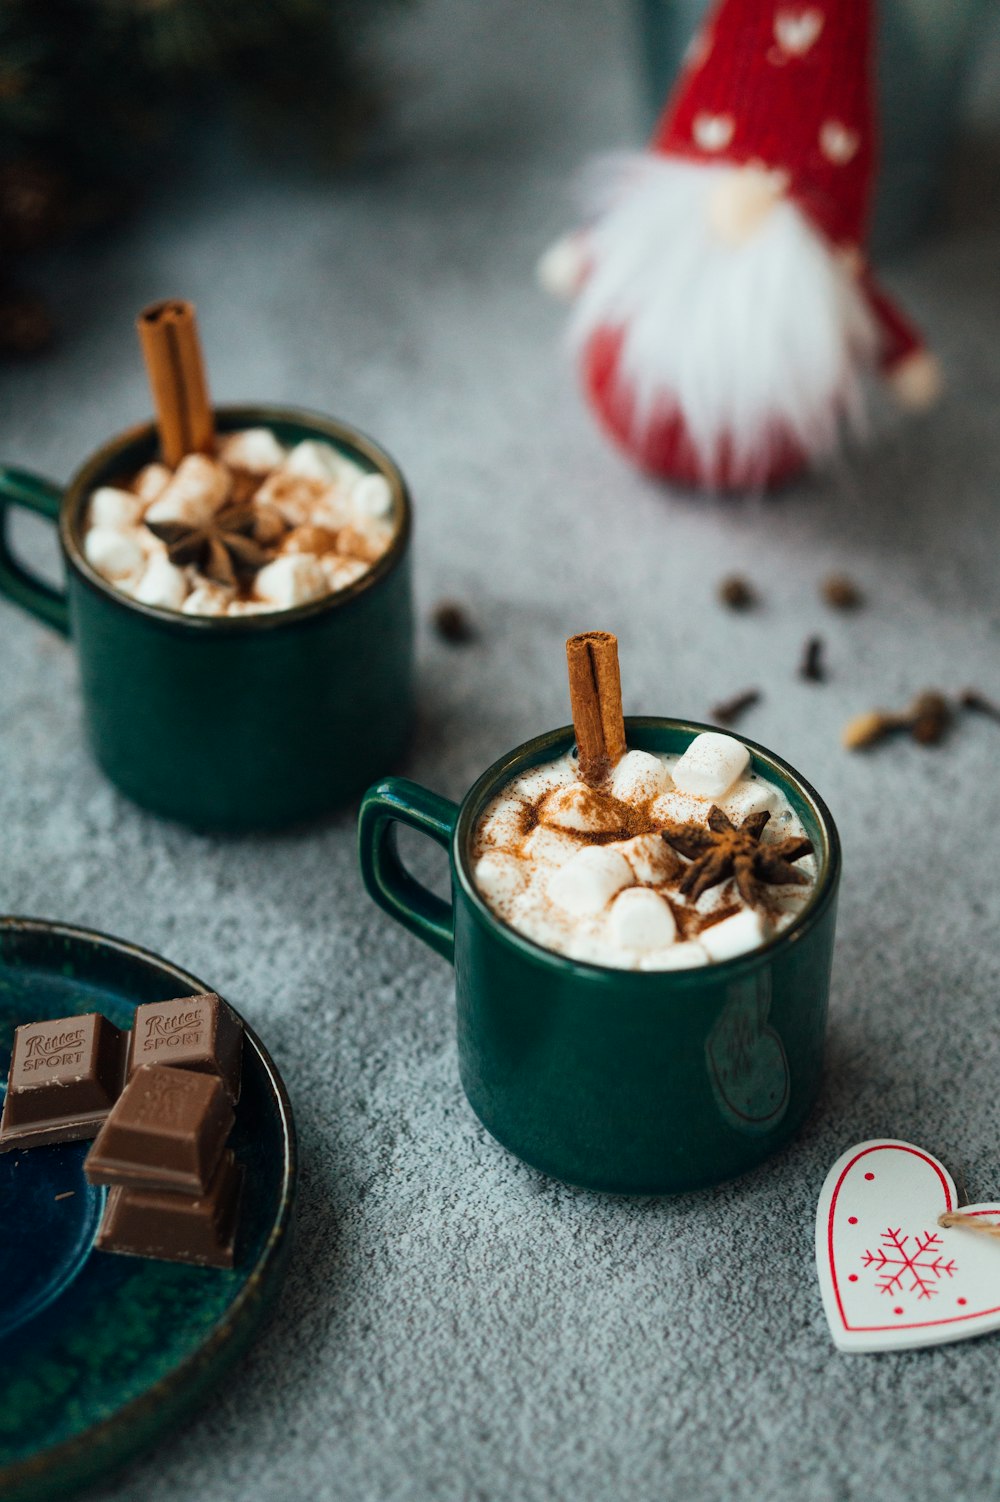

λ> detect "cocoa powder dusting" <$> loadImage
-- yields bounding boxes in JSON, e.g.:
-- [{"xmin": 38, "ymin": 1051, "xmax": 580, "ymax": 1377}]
[
  {"xmin": 668, "ymin": 896, "xmax": 699, "ymax": 942},
  {"xmin": 516, "ymin": 800, "xmax": 539, "ymax": 838},
  {"xmin": 694, "ymin": 902, "xmax": 743, "ymax": 935},
  {"xmin": 542, "ymin": 789, "xmax": 665, "ymax": 846}
]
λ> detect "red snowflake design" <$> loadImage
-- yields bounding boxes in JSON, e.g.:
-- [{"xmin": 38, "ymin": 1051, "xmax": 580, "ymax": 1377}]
[{"xmin": 861, "ymin": 1228, "xmax": 958, "ymax": 1301}]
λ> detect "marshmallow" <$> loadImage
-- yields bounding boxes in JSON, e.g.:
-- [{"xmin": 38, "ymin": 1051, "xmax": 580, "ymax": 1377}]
[
  {"xmin": 671, "ymin": 732, "xmax": 750, "ymax": 799},
  {"xmin": 639, "ymin": 943, "xmax": 710, "ymax": 972},
  {"xmin": 89, "ymin": 487, "xmax": 144, "ymax": 529},
  {"xmin": 145, "ymin": 455, "xmax": 230, "ymax": 528},
  {"xmin": 182, "ymin": 584, "xmax": 233, "ymax": 617},
  {"xmin": 136, "ymin": 528, "xmax": 169, "ymax": 560},
  {"xmin": 351, "ymin": 472, "xmax": 394, "ymax": 520},
  {"xmin": 311, "ymin": 494, "xmax": 354, "ymax": 532},
  {"xmin": 719, "ymin": 777, "xmax": 779, "ymax": 823},
  {"xmin": 520, "ymin": 826, "xmax": 580, "ymax": 867},
  {"xmin": 251, "ymin": 502, "xmax": 288, "ymax": 546},
  {"xmin": 512, "ymin": 762, "xmax": 578, "ymax": 801},
  {"xmin": 649, "ymin": 790, "xmax": 712, "ymax": 827},
  {"xmin": 254, "ymin": 553, "xmax": 328, "ymax": 610},
  {"xmin": 540, "ymin": 784, "xmax": 622, "ymax": 834},
  {"xmin": 253, "ymin": 470, "xmax": 329, "ymax": 528},
  {"xmin": 336, "ymin": 522, "xmax": 390, "ymax": 565},
  {"xmin": 609, "ymin": 832, "xmax": 677, "ymax": 886},
  {"xmin": 218, "ymin": 428, "xmax": 286, "ymax": 473},
  {"xmin": 477, "ymin": 801, "xmax": 526, "ymax": 852},
  {"xmin": 700, "ymin": 908, "xmax": 768, "ymax": 962},
  {"xmin": 608, "ymin": 888, "xmax": 677, "ymax": 950},
  {"xmin": 547, "ymin": 846, "xmax": 633, "ymax": 917},
  {"xmin": 133, "ymin": 555, "xmax": 188, "ymax": 611},
  {"xmin": 771, "ymin": 807, "xmax": 807, "ymax": 835},
  {"xmin": 608, "ymin": 749, "xmax": 672, "ymax": 803},
  {"xmin": 134, "ymin": 464, "xmax": 172, "ymax": 504},
  {"xmin": 283, "ymin": 440, "xmax": 351, "ymax": 484},
  {"xmin": 562, "ymin": 933, "xmax": 627, "ymax": 969},
  {"xmin": 771, "ymin": 887, "xmax": 812, "ymax": 916},
  {"xmin": 282, "ymin": 524, "xmax": 339, "ymax": 556},
  {"xmin": 227, "ymin": 600, "xmax": 273, "ymax": 616},
  {"xmin": 474, "ymin": 853, "xmax": 527, "ymax": 908},
  {"xmin": 84, "ymin": 527, "xmax": 145, "ymax": 581},
  {"xmin": 320, "ymin": 555, "xmax": 368, "ymax": 593}
]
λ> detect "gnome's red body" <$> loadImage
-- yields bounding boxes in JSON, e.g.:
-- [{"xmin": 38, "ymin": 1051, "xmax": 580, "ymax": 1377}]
[
  {"xmin": 583, "ymin": 324, "xmax": 811, "ymax": 489},
  {"xmin": 550, "ymin": 0, "xmax": 933, "ymax": 491}
]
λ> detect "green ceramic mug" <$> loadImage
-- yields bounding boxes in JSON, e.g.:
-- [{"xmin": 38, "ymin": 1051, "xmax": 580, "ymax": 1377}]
[
  {"xmin": 359, "ymin": 719, "xmax": 841, "ymax": 1194},
  {"xmin": 0, "ymin": 406, "xmax": 414, "ymax": 829}
]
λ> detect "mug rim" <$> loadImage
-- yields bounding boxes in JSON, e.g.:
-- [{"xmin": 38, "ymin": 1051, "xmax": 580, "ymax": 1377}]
[
  {"xmin": 452, "ymin": 716, "xmax": 841, "ymax": 983},
  {"xmin": 58, "ymin": 403, "xmax": 413, "ymax": 633}
]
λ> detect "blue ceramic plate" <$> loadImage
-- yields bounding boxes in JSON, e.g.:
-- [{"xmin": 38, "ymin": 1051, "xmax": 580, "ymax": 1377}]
[{"xmin": 0, "ymin": 917, "xmax": 296, "ymax": 1502}]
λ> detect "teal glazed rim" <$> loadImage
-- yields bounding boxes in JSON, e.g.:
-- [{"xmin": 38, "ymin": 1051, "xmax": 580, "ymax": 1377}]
[
  {"xmin": 59, "ymin": 403, "xmax": 413, "ymax": 634},
  {"xmin": 453, "ymin": 717, "xmax": 842, "ymax": 983},
  {"xmin": 0, "ymin": 915, "xmax": 297, "ymax": 1502}
]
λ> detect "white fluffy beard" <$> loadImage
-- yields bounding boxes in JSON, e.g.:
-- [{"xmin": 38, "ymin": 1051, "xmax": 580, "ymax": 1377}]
[{"xmin": 571, "ymin": 155, "xmax": 879, "ymax": 484}]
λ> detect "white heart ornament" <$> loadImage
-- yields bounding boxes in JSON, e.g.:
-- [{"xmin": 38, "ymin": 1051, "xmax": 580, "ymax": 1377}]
[
  {"xmin": 693, "ymin": 112, "xmax": 735, "ymax": 153},
  {"xmin": 820, "ymin": 120, "xmax": 860, "ymax": 165},
  {"xmin": 816, "ymin": 1140, "xmax": 1000, "ymax": 1353},
  {"xmin": 774, "ymin": 7, "xmax": 824, "ymax": 57}
]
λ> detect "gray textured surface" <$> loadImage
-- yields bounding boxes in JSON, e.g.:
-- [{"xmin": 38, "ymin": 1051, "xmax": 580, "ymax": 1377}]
[{"xmin": 2, "ymin": 2, "xmax": 1000, "ymax": 1498}]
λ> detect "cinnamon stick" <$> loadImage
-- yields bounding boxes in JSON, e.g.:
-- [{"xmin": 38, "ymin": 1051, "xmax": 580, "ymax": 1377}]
[
  {"xmin": 565, "ymin": 631, "xmax": 627, "ymax": 786},
  {"xmin": 137, "ymin": 300, "xmax": 215, "ymax": 468}
]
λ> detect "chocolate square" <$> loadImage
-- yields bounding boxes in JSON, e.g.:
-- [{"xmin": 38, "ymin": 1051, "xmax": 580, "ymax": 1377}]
[
  {"xmin": 0, "ymin": 1012, "xmax": 128, "ymax": 1151},
  {"xmin": 85, "ymin": 1063, "xmax": 234, "ymax": 1196},
  {"xmin": 127, "ymin": 993, "xmax": 242, "ymax": 1102},
  {"xmin": 96, "ymin": 1149, "xmax": 243, "ymax": 1268}
]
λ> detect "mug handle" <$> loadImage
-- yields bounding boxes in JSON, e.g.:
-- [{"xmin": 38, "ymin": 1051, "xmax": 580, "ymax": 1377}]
[
  {"xmin": 0, "ymin": 468, "xmax": 70, "ymax": 636},
  {"xmin": 358, "ymin": 778, "xmax": 460, "ymax": 964}
]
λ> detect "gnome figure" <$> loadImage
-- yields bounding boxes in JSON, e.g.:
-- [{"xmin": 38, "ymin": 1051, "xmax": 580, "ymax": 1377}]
[{"xmin": 539, "ymin": 0, "xmax": 942, "ymax": 491}]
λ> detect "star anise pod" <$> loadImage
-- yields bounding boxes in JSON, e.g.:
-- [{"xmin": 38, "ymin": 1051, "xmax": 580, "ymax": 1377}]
[
  {"xmin": 147, "ymin": 503, "xmax": 272, "ymax": 587},
  {"xmin": 661, "ymin": 806, "xmax": 813, "ymax": 908}
]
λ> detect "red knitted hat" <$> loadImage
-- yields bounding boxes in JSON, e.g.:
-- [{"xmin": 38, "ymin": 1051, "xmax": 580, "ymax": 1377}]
[{"xmin": 650, "ymin": 0, "xmax": 876, "ymax": 249}]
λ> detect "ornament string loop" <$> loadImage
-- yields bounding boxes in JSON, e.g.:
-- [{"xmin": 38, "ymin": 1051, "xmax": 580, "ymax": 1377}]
[{"xmin": 938, "ymin": 1212, "xmax": 1000, "ymax": 1240}]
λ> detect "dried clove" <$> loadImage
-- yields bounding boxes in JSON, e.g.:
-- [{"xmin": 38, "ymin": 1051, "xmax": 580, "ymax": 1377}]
[
  {"xmin": 799, "ymin": 636, "xmax": 826, "ymax": 683},
  {"xmin": 718, "ymin": 576, "xmax": 757, "ymax": 611},
  {"xmin": 960, "ymin": 688, "xmax": 1000, "ymax": 723},
  {"xmin": 710, "ymin": 688, "xmax": 761, "ymax": 726},
  {"xmin": 908, "ymin": 691, "xmax": 951, "ymax": 746},
  {"xmin": 821, "ymin": 574, "xmax": 864, "ymax": 610},
  {"xmin": 432, "ymin": 600, "xmax": 476, "ymax": 645}
]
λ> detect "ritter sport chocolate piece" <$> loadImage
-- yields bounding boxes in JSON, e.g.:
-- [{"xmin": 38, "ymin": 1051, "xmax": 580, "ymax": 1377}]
[
  {"xmin": 96, "ymin": 1149, "xmax": 243, "ymax": 1269},
  {"xmin": 85, "ymin": 1064, "xmax": 234, "ymax": 1196},
  {"xmin": 0, "ymin": 1013, "xmax": 128, "ymax": 1151},
  {"xmin": 127, "ymin": 992, "xmax": 243, "ymax": 1102}
]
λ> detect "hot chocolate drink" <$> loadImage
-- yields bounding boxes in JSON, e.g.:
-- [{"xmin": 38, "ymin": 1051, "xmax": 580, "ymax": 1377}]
[
  {"xmin": 471, "ymin": 634, "xmax": 816, "ymax": 970},
  {"xmin": 82, "ymin": 430, "xmax": 397, "ymax": 617},
  {"xmin": 81, "ymin": 300, "xmax": 397, "ymax": 616}
]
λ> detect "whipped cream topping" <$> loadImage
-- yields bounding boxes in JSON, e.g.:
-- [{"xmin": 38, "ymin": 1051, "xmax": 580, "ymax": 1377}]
[
  {"xmin": 81, "ymin": 430, "xmax": 397, "ymax": 617},
  {"xmin": 471, "ymin": 735, "xmax": 817, "ymax": 971}
]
